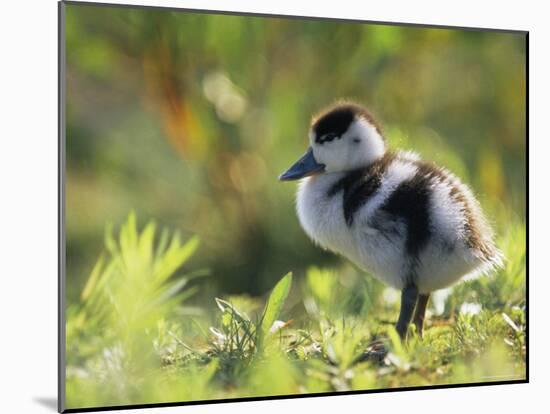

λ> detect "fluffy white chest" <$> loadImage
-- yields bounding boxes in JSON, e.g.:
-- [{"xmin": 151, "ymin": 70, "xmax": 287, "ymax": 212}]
[
  {"xmin": 297, "ymin": 174, "xmax": 356, "ymax": 257},
  {"xmin": 296, "ymin": 173, "xmax": 408, "ymax": 289}
]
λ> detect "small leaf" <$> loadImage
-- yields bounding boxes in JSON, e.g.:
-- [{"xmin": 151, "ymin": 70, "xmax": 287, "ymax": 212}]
[
  {"xmin": 81, "ymin": 254, "xmax": 105, "ymax": 301},
  {"xmin": 221, "ymin": 311, "xmax": 232, "ymax": 327},
  {"xmin": 215, "ymin": 298, "xmax": 249, "ymax": 322},
  {"xmin": 178, "ymin": 235, "xmax": 200, "ymax": 265},
  {"xmin": 260, "ymin": 272, "xmax": 293, "ymax": 338},
  {"xmin": 154, "ymin": 227, "xmax": 170, "ymax": 260},
  {"xmin": 155, "ymin": 236, "xmax": 200, "ymax": 282},
  {"xmin": 138, "ymin": 221, "xmax": 156, "ymax": 263},
  {"xmin": 155, "ymin": 277, "xmax": 189, "ymax": 302},
  {"xmin": 104, "ymin": 223, "xmax": 117, "ymax": 254},
  {"xmin": 502, "ymin": 312, "xmax": 520, "ymax": 332}
]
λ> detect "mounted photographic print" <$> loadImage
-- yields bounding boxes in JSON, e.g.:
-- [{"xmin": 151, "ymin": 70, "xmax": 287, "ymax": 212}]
[{"xmin": 59, "ymin": 1, "xmax": 528, "ymax": 412}]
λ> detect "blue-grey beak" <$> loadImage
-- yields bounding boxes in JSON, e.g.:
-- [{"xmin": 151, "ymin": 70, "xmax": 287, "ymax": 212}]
[{"xmin": 279, "ymin": 147, "xmax": 325, "ymax": 181}]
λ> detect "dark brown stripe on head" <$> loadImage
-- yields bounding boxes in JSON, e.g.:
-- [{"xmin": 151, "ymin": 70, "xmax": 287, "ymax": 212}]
[{"xmin": 312, "ymin": 102, "xmax": 384, "ymax": 144}]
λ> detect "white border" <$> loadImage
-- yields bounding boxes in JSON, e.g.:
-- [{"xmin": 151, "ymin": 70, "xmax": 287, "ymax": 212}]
[{"xmin": 1, "ymin": 1, "xmax": 542, "ymax": 413}]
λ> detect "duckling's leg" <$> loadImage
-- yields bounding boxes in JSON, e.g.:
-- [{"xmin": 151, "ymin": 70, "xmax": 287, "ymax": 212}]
[
  {"xmin": 395, "ymin": 284, "xmax": 418, "ymax": 339},
  {"xmin": 412, "ymin": 294, "xmax": 430, "ymax": 337}
]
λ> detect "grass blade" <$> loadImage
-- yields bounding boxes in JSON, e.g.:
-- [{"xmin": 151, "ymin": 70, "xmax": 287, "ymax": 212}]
[{"xmin": 260, "ymin": 272, "xmax": 293, "ymax": 338}]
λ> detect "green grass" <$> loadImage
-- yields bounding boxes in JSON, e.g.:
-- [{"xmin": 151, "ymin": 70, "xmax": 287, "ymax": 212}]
[{"xmin": 65, "ymin": 213, "xmax": 526, "ymax": 409}]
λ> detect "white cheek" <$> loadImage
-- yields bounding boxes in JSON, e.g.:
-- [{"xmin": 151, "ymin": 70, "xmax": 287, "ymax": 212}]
[
  {"xmin": 311, "ymin": 146, "xmax": 324, "ymax": 164},
  {"xmin": 363, "ymin": 133, "xmax": 385, "ymax": 162},
  {"xmin": 314, "ymin": 144, "xmax": 347, "ymax": 172},
  {"xmin": 310, "ymin": 117, "xmax": 386, "ymax": 172},
  {"xmin": 351, "ymin": 118, "xmax": 385, "ymax": 164}
]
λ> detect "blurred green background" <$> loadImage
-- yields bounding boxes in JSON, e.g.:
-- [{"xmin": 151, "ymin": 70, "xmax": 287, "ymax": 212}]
[{"xmin": 65, "ymin": 3, "xmax": 526, "ymax": 305}]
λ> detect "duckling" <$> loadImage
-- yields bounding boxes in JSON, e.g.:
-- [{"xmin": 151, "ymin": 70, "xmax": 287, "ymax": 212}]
[{"xmin": 279, "ymin": 101, "xmax": 503, "ymax": 339}]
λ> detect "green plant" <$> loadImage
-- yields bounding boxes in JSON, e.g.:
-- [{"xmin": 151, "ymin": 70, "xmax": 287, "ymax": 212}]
[
  {"xmin": 204, "ymin": 273, "xmax": 293, "ymax": 386},
  {"xmin": 66, "ymin": 212, "xmax": 204, "ymax": 407},
  {"xmin": 66, "ymin": 217, "xmax": 526, "ymax": 408}
]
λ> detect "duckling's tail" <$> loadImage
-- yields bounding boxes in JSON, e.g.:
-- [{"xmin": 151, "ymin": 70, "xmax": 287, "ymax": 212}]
[{"xmin": 463, "ymin": 247, "xmax": 505, "ymax": 282}]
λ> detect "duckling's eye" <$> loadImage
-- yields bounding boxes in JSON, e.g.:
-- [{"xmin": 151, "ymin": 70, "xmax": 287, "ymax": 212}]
[{"xmin": 353, "ymin": 137, "xmax": 361, "ymax": 143}]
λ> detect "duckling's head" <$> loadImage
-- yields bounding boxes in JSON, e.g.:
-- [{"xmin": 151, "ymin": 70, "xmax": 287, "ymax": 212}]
[{"xmin": 279, "ymin": 102, "xmax": 386, "ymax": 181}]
